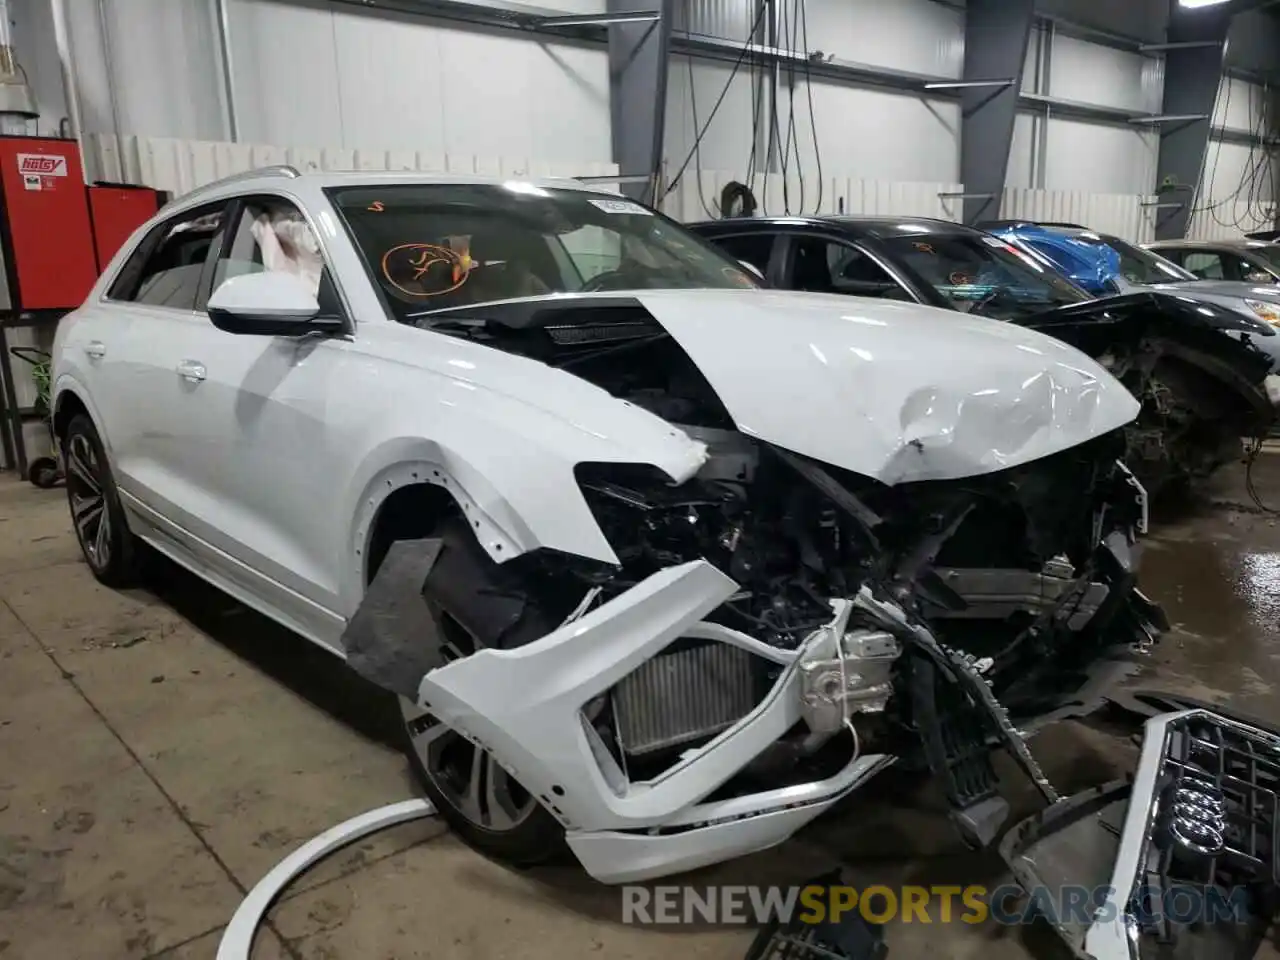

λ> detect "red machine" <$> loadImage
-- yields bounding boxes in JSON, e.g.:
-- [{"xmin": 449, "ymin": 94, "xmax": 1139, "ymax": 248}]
[
  {"xmin": 89, "ymin": 182, "xmax": 166, "ymax": 271},
  {"xmin": 0, "ymin": 136, "xmax": 164, "ymax": 477}
]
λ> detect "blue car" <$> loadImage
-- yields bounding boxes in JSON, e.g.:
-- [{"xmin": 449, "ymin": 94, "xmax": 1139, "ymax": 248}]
[{"xmin": 981, "ymin": 222, "xmax": 1124, "ymax": 295}]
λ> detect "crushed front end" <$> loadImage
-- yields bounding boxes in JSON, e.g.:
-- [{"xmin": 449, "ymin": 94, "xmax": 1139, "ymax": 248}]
[
  {"xmin": 343, "ymin": 407, "xmax": 1166, "ymax": 883},
  {"xmin": 1001, "ymin": 709, "xmax": 1280, "ymax": 960}
]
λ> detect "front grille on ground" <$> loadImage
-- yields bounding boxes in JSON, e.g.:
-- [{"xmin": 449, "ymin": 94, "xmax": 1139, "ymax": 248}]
[{"xmin": 1133, "ymin": 712, "xmax": 1280, "ymax": 957}]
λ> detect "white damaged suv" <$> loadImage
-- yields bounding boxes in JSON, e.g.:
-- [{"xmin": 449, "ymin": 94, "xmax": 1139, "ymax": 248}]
[{"xmin": 52, "ymin": 168, "xmax": 1165, "ymax": 886}]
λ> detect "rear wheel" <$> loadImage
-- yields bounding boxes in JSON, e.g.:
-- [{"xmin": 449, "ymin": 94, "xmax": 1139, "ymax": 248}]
[
  {"xmin": 63, "ymin": 414, "xmax": 138, "ymax": 587},
  {"xmin": 375, "ymin": 517, "xmax": 566, "ymax": 867}
]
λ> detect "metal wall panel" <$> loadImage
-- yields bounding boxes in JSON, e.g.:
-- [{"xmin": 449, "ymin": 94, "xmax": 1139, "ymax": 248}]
[
  {"xmin": 663, "ymin": 55, "xmax": 760, "ymax": 175},
  {"xmin": 661, "ymin": 167, "xmax": 963, "ymax": 223},
  {"xmin": 16, "ymin": 1, "xmax": 610, "ymax": 164},
  {"xmin": 1044, "ymin": 120, "xmax": 1159, "ymax": 196},
  {"xmin": 1199, "ymin": 139, "xmax": 1274, "ymax": 207},
  {"xmin": 1188, "ymin": 202, "xmax": 1273, "ymax": 241},
  {"xmin": 1049, "ymin": 35, "xmax": 1160, "ymax": 114},
  {"xmin": 664, "ymin": 66, "xmax": 962, "ymax": 189},
  {"xmin": 800, "ymin": 0, "xmax": 964, "ymax": 78},
  {"xmin": 673, "ymin": 0, "xmax": 759, "ymax": 43},
  {"xmin": 59, "ymin": 0, "xmax": 225, "ymax": 141},
  {"xmin": 794, "ymin": 81, "xmax": 961, "ymax": 184},
  {"xmin": 84, "ymin": 134, "xmax": 620, "ymax": 198},
  {"xmin": 1213, "ymin": 76, "xmax": 1266, "ymax": 136},
  {"xmin": 227, "ymin": 0, "xmax": 610, "ymax": 163},
  {"xmin": 1001, "ymin": 188, "xmax": 1156, "ymax": 243},
  {"xmin": 1007, "ymin": 112, "xmax": 1038, "ymax": 189}
]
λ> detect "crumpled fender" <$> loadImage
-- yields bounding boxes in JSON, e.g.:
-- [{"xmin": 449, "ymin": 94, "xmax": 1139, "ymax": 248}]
[{"xmin": 1017, "ymin": 292, "xmax": 1276, "ymax": 412}]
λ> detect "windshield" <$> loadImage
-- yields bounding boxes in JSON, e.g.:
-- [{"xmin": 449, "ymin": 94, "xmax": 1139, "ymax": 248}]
[
  {"xmin": 879, "ymin": 233, "xmax": 1088, "ymax": 320},
  {"xmin": 327, "ymin": 183, "xmax": 758, "ymax": 322},
  {"xmin": 1246, "ymin": 245, "xmax": 1280, "ymax": 273},
  {"xmin": 1088, "ymin": 234, "xmax": 1196, "ymax": 285}
]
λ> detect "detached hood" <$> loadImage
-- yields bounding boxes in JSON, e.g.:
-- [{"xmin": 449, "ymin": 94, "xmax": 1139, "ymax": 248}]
[{"xmin": 630, "ymin": 289, "xmax": 1138, "ymax": 484}]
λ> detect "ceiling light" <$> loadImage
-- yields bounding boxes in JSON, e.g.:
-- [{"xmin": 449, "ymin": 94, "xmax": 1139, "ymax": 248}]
[{"xmin": 1178, "ymin": 0, "xmax": 1230, "ymax": 7}]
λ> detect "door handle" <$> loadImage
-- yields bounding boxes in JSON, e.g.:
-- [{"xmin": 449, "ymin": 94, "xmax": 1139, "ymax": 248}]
[
  {"xmin": 85, "ymin": 341, "xmax": 106, "ymax": 360},
  {"xmin": 176, "ymin": 359, "xmax": 207, "ymax": 382}
]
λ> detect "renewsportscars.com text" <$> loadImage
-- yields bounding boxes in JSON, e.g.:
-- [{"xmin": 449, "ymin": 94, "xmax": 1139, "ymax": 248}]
[{"xmin": 621, "ymin": 883, "xmax": 1252, "ymax": 927}]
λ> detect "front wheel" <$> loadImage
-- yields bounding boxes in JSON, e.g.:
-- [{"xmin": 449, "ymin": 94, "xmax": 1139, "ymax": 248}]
[
  {"xmin": 62, "ymin": 414, "xmax": 138, "ymax": 587},
  {"xmin": 385, "ymin": 518, "xmax": 566, "ymax": 867}
]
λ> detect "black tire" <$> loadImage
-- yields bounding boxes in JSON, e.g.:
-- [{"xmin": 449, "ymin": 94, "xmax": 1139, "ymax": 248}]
[
  {"xmin": 28, "ymin": 457, "xmax": 61, "ymax": 489},
  {"xmin": 379, "ymin": 517, "xmax": 566, "ymax": 867},
  {"xmin": 62, "ymin": 414, "xmax": 138, "ymax": 587}
]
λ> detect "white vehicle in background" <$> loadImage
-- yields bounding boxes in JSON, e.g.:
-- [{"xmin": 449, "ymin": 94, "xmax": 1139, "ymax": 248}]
[{"xmin": 53, "ymin": 168, "xmax": 1166, "ymax": 899}]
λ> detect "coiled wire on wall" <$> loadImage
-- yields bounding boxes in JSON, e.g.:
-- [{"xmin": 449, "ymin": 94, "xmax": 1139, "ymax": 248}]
[
  {"xmin": 1195, "ymin": 78, "xmax": 1277, "ymax": 232},
  {"xmin": 663, "ymin": 0, "xmax": 824, "ymax": 219},
  {"xmin": 720, "ymin": 181, "xmax": 759, "ymax": 217}
]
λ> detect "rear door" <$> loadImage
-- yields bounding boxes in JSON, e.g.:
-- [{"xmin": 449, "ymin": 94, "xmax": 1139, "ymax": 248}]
[{"xmin": 95, "ymin": 201, "xmax": 230, "ymax": 510}]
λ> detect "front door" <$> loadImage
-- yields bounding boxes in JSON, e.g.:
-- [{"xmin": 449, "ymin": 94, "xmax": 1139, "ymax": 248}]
[{"xmin": 165, "ymin": 195, "xmax": 357, "ymax": 645}]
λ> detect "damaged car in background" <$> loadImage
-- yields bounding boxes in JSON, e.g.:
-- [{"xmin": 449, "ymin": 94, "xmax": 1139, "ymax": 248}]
[
  {"xmin": 690, "ymin": 215, "xmax": 1280, "ymax": 497},
  {"xmin": 55, "ymin": 172, "xmax": 1166, "ymax": 895}
]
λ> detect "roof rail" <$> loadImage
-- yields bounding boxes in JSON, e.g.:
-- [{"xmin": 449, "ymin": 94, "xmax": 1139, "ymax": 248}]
[{"xmin": 174, "ymin": 165, "xmax": 302, "ymax": 203}]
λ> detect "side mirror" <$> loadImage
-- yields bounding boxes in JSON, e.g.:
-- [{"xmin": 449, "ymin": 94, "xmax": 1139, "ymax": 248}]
[
  {"xmin": 738, "ymin": 260, "xmax": 766, "ymax": 281},
  {"xmin": 207, "ymin": 271, "xmax": 343, "ymax": 336},
  {"xmin": 1245, "ymin": 270, "xmax": 1275, "ymax": 284}
]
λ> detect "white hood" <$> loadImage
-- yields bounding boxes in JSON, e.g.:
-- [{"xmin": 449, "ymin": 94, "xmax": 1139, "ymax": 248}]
[{"xmin": 629, "ymin": 289, "xmax": 1140, "ymax": 484}]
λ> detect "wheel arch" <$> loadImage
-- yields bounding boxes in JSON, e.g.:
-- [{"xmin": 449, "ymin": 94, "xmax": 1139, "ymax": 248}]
[
  {"xmin": 341, "ymin": 441, "xmax": 619, "ymax": 618},
  {"xmin": 52, "ymin": 377, "xmax": 112, "ymax": 455}
]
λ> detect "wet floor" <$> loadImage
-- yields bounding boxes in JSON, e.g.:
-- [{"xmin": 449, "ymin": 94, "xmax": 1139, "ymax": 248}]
[
  {"xmin": 3, "ymin": 457, "xmax": 1280, "ymax": 959},
  {"xmin": 1134, "ymin": 451, "xmax": 1280, "ymax": 721}
]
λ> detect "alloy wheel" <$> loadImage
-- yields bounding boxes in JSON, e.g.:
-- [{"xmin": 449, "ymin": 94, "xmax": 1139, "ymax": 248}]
[
  {"xmin": 399, "ymin": 614, "xmax": 537, "ymax": 832},
  {"xmin": 66, "ymin": 433, "xmax": 111, "ymax": 571}
]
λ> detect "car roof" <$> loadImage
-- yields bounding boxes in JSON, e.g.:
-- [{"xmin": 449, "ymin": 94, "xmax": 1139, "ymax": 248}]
[
  {"xmin": 688, "ymin": 214, "xmax": 983, "ymax": 239},
  {"xmin": 156, "ymin": 165, "xmax": 618, "ymax": 215}
]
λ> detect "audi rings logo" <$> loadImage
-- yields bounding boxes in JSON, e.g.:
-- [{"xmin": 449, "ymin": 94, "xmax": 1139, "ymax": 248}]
[{"xmin": 1168, "ymin": 777, "xmax": 1228, "ymax": 856}]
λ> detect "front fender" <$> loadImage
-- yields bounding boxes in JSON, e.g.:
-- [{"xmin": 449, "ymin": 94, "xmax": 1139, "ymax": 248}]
[{"xmin": 1020, "ymin": 293, "xmax": 1276, "ymax": 408}]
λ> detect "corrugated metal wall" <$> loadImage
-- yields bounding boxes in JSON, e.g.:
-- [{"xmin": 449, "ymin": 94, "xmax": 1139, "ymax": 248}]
[
  {"xmin": 1002, "ymin": 189, "xmax": 1157, "ymax": 242},
  {"xmin": 8, "ymin": 0, "xmax": 1276, "ymax": 239},
  {"xmin": 225, "ymin": 0, "xmax": 608, "ymax": 163},
  {"xmin": 82, "ymin": 134, "xmax": 620, "ymax": 198},
  {"xmin": 665, "ymin": 0, "xmax": 964, "ymax": 187},
  {"xmin": 25, "ymin": 0, "xmax": 613, "ymax": 167},
  {"xmin": 660, "ymin": 168, "xmax": 963, "ymax": 222}
]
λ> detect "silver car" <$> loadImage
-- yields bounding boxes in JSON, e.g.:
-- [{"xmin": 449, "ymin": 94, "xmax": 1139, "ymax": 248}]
[{"xmin": 1144, "ymin": 237, "xmax": 1280, "ymax": 286}]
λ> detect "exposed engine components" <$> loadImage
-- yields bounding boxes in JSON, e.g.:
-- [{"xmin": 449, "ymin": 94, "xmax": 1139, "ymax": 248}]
[{"xmin": 798, "ymin": 613, "xmax": 901, "ymax": 735}]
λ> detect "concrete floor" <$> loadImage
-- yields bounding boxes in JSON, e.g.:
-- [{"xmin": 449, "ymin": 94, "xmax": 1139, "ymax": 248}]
[{"xmin": 4, "ymin": 458, "xmax": 1280, "ymax": 960}]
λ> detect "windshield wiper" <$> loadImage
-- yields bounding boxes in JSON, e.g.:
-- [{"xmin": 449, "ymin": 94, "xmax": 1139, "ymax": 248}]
[{"xmin": 412, "ymin": 317, "xmax": 493, "ymax": 340}]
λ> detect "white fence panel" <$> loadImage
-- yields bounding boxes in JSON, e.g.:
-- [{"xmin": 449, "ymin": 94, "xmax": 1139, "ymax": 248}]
[
  {"xmin": 1187, "ymin": 202, "xmax": 1274, "ymax": 241},
  {"xmin": 660, "ymin": 168, "xmax": 963, "ymax": 223},
  {"xmin": 81, "ymin": 134, "xmax": 619, "ymax": 196},
  {"xmin": 1000, "ymin": 189, "xmax": 1155, "ymax": 243}
]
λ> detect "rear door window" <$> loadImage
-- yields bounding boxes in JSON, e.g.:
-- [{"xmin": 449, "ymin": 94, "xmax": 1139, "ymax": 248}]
[
  {"xmin": 785, "ymin": 237, "xmax": 912, "ymax": 300},
  {"xmin": 712, "ymin": 233, "xmax": 776, "ymax": 277},
  {"xmin": 107, "ymin": 203, "xmax": 228, "ymax": 310},
  {"xmin": 1182, "ymin": 252, "xmax": 1226, "ymax": 280}
]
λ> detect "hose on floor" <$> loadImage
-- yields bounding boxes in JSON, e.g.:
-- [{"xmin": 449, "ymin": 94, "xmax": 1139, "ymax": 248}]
[{"xmin": 216, "ymin": 798, "xmax": 437, "ymax": 960}]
